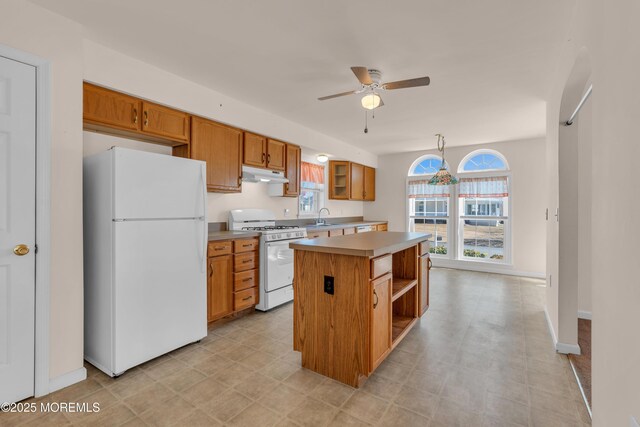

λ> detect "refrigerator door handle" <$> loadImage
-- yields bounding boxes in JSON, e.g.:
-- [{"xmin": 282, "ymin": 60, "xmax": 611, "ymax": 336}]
[{"xmin": 200, "ymin": 163, "xmax": 207, "ymax": 273}]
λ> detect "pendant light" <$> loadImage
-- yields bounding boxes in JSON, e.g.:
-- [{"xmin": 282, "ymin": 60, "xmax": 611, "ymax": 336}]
[{"xmin": 428, "ymin": 134, "xmax": 458, "ymax": 186}]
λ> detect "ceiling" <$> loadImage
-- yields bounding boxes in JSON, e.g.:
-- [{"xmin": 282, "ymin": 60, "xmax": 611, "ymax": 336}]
[{"xmin": 31, "ymin": 0, "xmax": 575, "ymax": 155}]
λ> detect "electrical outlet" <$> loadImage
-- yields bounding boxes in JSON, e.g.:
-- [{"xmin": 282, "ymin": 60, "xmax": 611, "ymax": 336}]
[
  {"xmin": 284, "ymin": 208, "xmax": 290, "ymax": 217},
  {"xmin": 324, "ymin": 275, "xmax": 334, "ymax": 295}
]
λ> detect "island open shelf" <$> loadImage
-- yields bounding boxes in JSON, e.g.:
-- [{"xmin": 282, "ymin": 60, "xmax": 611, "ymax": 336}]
[{"xmin": 290, "ymin": 231, "xmax": 431, "ymax": 387}]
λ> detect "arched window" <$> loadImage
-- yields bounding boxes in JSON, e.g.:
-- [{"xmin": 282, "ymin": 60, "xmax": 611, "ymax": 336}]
[
  {"xmin": 407, "ymin": 155, "xmax": 451, "ymax": 257},
  {"xmin": 458, "ymin": 149, "xmax": 509, "ymax": 173},
  {"xmin": 409, "ymin": 155, "xmax": 448, "ymax": 176},
  {"xmin": 457, "ymin": 149, "xmax": 510, "ymax": 263}
]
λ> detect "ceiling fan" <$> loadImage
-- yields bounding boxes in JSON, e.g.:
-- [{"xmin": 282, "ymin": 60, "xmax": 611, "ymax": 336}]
[{"xmin": 318, "ymin": 66, "xmax": 430, "ymax": 110}]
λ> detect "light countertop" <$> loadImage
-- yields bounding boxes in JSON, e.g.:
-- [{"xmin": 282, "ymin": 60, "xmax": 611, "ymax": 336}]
[
  {"xmin": 208, "ymin": 230, "xmax": 261, "ymax": 241},
  {"xmin": 304, "ymin": 220, "xmax": 387, "ymax": 232},
  {"xmin": 289, "ymin": 231, "xmax": 430, "ymax": 257}
]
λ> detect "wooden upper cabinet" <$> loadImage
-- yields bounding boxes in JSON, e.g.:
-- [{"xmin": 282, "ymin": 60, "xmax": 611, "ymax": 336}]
[
  {"xmin": 83, "ymin": 83, "xmax": 141, "ymax": 131},
  {"xmin": 141, "ymin": 101, "xmax": 190, "ymax": 143},
  {"xmin": 350, "ymin": 162, "xmax": 365, "ymax": 200},
  {"xmin": 267, "ymin": 139, "xmax": 286, "ymax": 171},
  {"xmin": 370, "ymin": 273, "xmax": 392, "ymax": 372},
  {"xmin": 284, "ymin": 144, "xmax": 301, "ymax": 197},
  {"xmin": 364, "ymin": 166, "xmax": 376, "ymax": 201},
  {"xmin": 243, "ymin": 132, "xmax": 267, "ymax": 167},
  {"xmin": 191, "ymin": 117, "xmax": 242, "ymax": 193},
  {"xmin": 329, "ymin": 160, "xmax": 350, "ymax": 200}
]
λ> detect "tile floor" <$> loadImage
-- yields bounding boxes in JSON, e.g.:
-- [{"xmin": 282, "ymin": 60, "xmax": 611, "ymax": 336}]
[{"xmin": 3, "ymin": 268, "xmax": 591, "ymax": 426}]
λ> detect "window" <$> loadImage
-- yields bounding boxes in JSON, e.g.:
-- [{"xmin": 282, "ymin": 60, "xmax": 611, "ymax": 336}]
[
  {"xmin": 406, "ymin": 150, "xmax": 511, "ymax": 264},
  {"xmin": 458, "ymin": 176, "xmax": 509, "ymax": 262},
  {"xmin": 299, "ymin": 162, "xmax": 325, "ymax": 216},
  {"xmin": 458, "ymin": 150, "xmax": 509, "ymax": 172},
  {"xmin": 407, "ymin": 156, "xmax": 451, "ymax": 257}
]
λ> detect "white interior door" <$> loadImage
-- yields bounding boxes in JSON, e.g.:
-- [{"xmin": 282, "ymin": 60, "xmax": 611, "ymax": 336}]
[{"xmin": 0, "ymin": 56, "xmax": 37, "ymax": 402}]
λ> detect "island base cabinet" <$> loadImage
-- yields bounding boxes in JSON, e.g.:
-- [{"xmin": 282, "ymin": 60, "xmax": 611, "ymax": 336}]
[
  {"xmin": 419, "ymin": 254, "xmax": 431, "ymax": 315},
  {"xmin": 370, "ymin": 273, "xmax": 392, "ymax": 372}
]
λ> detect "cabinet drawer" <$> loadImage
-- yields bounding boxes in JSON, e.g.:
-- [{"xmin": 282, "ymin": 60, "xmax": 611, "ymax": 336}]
[
  {"xmin": 329, "ymin": 228, "xmax": 344, "ymax": 237},
  {"xmin": 208, "ymin": 241, "xmax": 232, "ymax": 256},
  {"xmin": 371, "ymin": 254, "xmax": 392, "ymax": 279},
  {"xmin": 419, "ymin": 241, "xmax": 430, "ymax": 256},
  {"xmin": 234, "ymin": 287, "xmax": 258, "ymax": 311},
  {"xmin": 234, "ymin": 269, "xmax": 257, "ymax": 292},
  {"xmin": 234, "ymin": 252, "xmax": 257, "ymax": 272},
  {"xmin": 234, "ymin": 238, "xmax": 259, "ymax": 253},
  {"xmin": 343, "ymin": 227, "xmax": 356, "ymax": 235},
  {"xmin": 307, "ymin": 230, "xmax": 329, "ymax": 239}
]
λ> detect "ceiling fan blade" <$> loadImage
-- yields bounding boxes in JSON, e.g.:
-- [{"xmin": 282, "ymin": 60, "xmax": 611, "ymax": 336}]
[
  {"xmin": 383, "ymin": 76, "xmax": 430, "ymax": 90},
  {"xmin": 318, "ymin": 90, "xmax": 357, "ymax": 101},
  {"xmin": 351, "ymin": 66, "xmax": 373, "ymax": 85}
]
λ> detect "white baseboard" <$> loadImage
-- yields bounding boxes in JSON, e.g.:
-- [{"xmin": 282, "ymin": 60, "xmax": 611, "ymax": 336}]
[
  {"xmin": 578, "ymin": 310, "xmax": 592, "ymax": 320},
  {"xmin": 544, "ymin": 306, "xmax": 581, "ymax": 355},
  {"xmin": 49, "ymin": 367, "xmax": 87, "ymax": 394},
  {"xmin": 431, "ymin": 259, "xmax": 545, "ymax": 279},
  {"xmin": 556, "ymin": 342, "xmax": 581, "ymax": 355}
]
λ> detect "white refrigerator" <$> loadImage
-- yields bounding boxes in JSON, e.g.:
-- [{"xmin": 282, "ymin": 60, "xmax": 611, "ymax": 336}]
[{"xmin": 83, "ymin": 147, "xmax": 207, "ymax": 377}]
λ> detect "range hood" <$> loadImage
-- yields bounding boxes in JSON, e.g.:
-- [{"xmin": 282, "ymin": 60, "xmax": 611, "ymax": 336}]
[{"xmin": 242, "ymin": 165, "xmax": 289, "ymax": 184}]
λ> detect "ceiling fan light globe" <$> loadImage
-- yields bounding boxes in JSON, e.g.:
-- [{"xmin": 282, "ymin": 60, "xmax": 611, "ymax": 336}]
[{"xmin": 361, "ymin": 93, "xmax": 381, "ymax": 110}]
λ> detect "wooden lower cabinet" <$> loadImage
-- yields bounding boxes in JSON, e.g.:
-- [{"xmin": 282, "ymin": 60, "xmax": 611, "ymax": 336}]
[
  {"xmin": 208, "ymin": 254, "xmax": 233, "ymax": 322},
  {"xmin": 208, "ymin": 238, "xmax": 259, "ymax": 322},
  {"xmin": 370, "ymin": 273, "xmax": 392, "ymax": 371},
  {"xmin": 419, "ymin": 253, "xmax": 431, "ymax": 315}
]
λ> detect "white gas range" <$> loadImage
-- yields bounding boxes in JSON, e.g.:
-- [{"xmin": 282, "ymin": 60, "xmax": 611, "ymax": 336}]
[{"xmin": 228, "ymin": 209, "xmax": 307, "ymax": 311}]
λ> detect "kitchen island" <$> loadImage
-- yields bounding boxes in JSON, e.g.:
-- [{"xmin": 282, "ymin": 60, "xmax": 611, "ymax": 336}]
[{"xmin": 290, "ymin": 231, "xmax": 432, "ymax": 387}]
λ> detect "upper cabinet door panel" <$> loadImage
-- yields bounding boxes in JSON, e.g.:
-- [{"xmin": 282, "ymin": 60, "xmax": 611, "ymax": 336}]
[
  {"xmin": 350, "ymin": 162, "xmax": 365, "ymax": 200},
  {"xmin": 267, "ymin": 139, "xmax": 286, "ymax": 171},
  {"xmin": 83, "ymin": 83, "xmax": 141, "ymax": 131},
  {"xmin": 141, "ymin": 101, "xmax": 190, "ymax": 143},
  {"xmin": 329, "ymin": 160, "xmax": 350, "ymax": 200},
  {"xmin": 243, "ymin": 132, "xmax": 267, "ymax": 167},
  {"xmin": 284, "ymin": 144, "xmax": 301, "ymax": 197},
  {"xmin": 364, "ymin": 166, "xmax": 375, "ymax": 201},
  {"xmin": 191, "ymin": 117, "xmax": 242, "ymax": 193}
]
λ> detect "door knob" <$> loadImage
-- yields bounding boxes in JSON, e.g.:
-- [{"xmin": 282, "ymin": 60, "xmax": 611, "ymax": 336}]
[{"xmin": 13, "ymin": 244, "xmax": 29, "ymax": 256}]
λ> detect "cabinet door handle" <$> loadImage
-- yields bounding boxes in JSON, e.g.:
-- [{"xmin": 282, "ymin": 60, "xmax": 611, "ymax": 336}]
[
  {"xmin": 267, "ymin": 153, "xmax": 271, "ymax": 163},
  {"xmin": 242, "ymin": 259, "xmax": 252, "ymax": 264},
  {"xmin": 242, "ymin": 278, "xmax": 252, "ymax": 282},
  {"xmin": 242, "ymin": 296, "xmax": 253, "ymax": 301},
  {"xmin": 238, "ymin": 176, "xmax": 242, "ymax": 187},
  {"xmin": 214, "ymin": 246, "xmax": 226, "ymax": 250},
  {"xmin": 242, "ymin": 243, "xmax": 253, "ymax": 247},
  {"xmin": 373, "ymin": 289, "xmax": 379, "ymax": 309},
  {"xmin": 143, "ymin": 110, "xmax": 148, "ymax": 127},
  {"xmin": 209, "ymin": 265, "xmax": 213, "ymax": 277},
  {"xmin": 262, "ymin": 153, "xmax": 266, "ymax": 163},
  {"xmin": 133, "ymin": 108, "xmax": 138, "ymax": 125},
  {"xmin": 428, "ymin": 258, "xmax": 432, "ymax": 270}
]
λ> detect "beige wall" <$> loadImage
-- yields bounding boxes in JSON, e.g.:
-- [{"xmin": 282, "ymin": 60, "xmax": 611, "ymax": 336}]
[
  {"xmin": 547, "ymin": 0, "xmax": 640, "ymax": 424},
  {"xmin": 577, "ymin": 97, "xmax": 592, "ymax": 315},
  {"xmin": 0, "ymin": 0, "xmax": 85, "ymax": 380},
  {"xmin": 364, "ymin": 137, "xmax": 547, "ymax": 275}
]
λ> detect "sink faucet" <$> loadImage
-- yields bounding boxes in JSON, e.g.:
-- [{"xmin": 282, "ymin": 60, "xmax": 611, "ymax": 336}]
[{"xmin": 316, "ymin": 208, "xmax": 330, "ymax": 225}]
